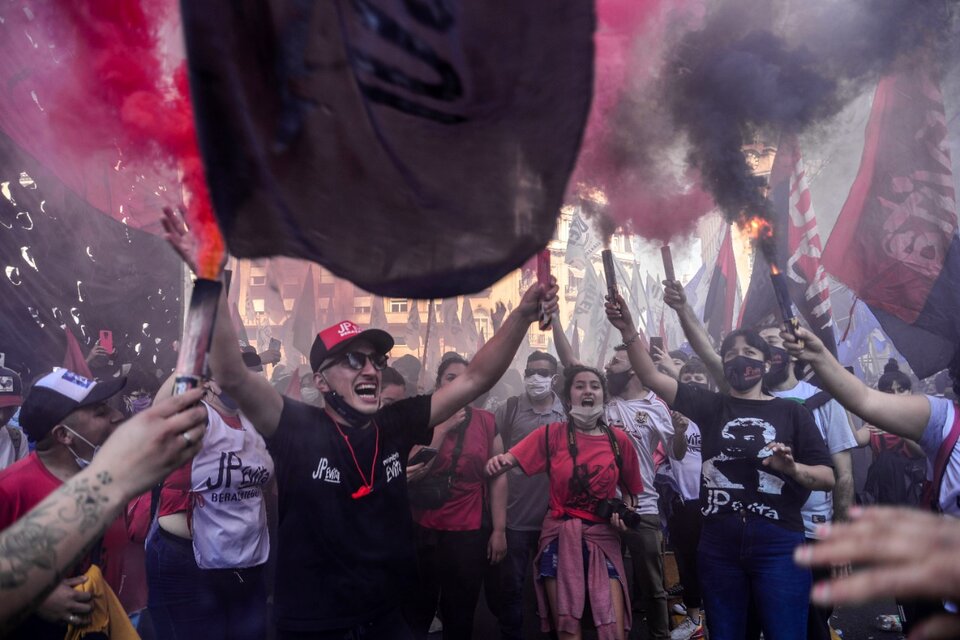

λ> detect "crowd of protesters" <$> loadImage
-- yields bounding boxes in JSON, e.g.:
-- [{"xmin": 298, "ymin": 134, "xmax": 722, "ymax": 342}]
[{"xmin": 4, "ymin": 236, "xmax": 960, "ymax": 640}]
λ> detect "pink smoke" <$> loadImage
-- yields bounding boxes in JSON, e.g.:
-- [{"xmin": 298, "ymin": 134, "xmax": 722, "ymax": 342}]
[{"xmin": 572, "ymin": 0, "xmax": 712, "ymax": 243}]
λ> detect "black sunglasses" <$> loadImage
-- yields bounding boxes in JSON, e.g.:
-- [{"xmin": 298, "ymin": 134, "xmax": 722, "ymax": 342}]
[
  {"xmin": 524, "ymin": 368, "xmax": 554, "ymax": 378},
  {"xmin": 337, "ymin": 351, "xmax": 389, "ymax": 371}
]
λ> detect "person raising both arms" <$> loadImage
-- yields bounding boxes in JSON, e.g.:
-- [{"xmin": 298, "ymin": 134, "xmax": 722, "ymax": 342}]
[{"xmin": 604, "ymin": 291, "xmax": 834, "ymax": 640}]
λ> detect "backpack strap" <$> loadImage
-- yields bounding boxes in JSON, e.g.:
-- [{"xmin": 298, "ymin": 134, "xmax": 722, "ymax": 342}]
[
  {"xmin": 447, "ymin": 407, "xmax": 471, "ymax": 477},
  {"xmin": 499, "ymin": 395, "xmax": 520, "ymax": 450},
  {"xmin": 922, "ymin": 403, "xmax": 960, "ymax": 511},
  {"xmin": 544, "ymin": 423, "xmax": 551, "ymax": 478},
  {"xmin": 802, "ymin": 390, "xmax": 833, "ymax": 413}
]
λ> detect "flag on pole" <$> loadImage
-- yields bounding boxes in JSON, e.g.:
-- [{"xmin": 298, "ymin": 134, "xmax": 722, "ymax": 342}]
[
  {"xmin": 440, "ymin": 297, "xmax": 464, "ymax": 353},
  {"xmin": 461, "ymin": 298, "xmax": 479, "ymax": 354},
  {"xmin": 405, "ymin": 302, "xmax": 422, "ymax": 354},
  {"xmin": 821, "ymin": 65, "xmax": 959, "ymax": 377},
  {"xmin": 565, "ymin": 211, "xmax": 603, "ymax": 268},
  {"xmin": 369, "ymin": 296, "xmax": 388, "ymax": 331},
  {"xmin": 292, "ymin": 266, "xmax": 317, "ymax": 360},
  {"xmin": 63, "ymin": 327, "xmax": 94, "ymax": 379},
  {"xmin": 741, "ymin": 133, "xmax": 837, "ymax": 353},
  {"xmin": 704, "ymin": 225, "xmax": 739, "ymax": 344},
  {"xmin": 571, "ymin": 319, "xmax": 581, "ymax": 361}
]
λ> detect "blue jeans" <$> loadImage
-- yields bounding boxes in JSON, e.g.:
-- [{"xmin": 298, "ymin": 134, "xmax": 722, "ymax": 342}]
[
  {"xmin": 499, "ymin": 528, "xmax": 541, "ymax": 640},
  {"xmin": 146, "ymin": 527, "xmax": 267, "ymax": 640},
  {"xmin": 698, "ymin": 513, "xmax": 811, "ymax": 640}
]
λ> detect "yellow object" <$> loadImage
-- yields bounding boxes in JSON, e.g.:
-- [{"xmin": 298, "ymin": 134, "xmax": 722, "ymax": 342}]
[{"xmin": 64, "ymin": 565, "xmax": 140, "ymax": 640}]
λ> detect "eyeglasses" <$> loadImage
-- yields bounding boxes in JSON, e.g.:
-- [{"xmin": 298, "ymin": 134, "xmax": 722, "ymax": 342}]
[
  {"xmin": 337, "ymin": 351, "xmax": 389, "ymax": 371},
  {"xmin": 524, "ymin": 368, "xmax": 553, "ymax": 378}
]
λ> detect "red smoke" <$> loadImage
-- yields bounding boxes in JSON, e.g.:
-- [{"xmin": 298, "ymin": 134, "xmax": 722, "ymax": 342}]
[
  {"xmin": 573, "ymin": 0, "xmax": 711, "ymax": 243},
  {"xmin": 39, "ymin": 1, "xmax": 224, "ymax": 278}
]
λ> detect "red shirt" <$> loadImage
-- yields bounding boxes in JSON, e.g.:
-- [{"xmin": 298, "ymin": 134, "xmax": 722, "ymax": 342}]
[
  {"xmin": 511, "ymin": 422, "xmax": 643, "ymax": 523},
  {"xmin": 413, "ymin": 408, "xmax": 496, "ymax": 531},
  {"xmin": 0, "ymin": 453, "xmax": 135, "ymax": 609}
]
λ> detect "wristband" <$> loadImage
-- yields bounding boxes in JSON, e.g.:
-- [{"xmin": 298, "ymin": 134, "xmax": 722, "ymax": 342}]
[{"xmin": 623, "ymin": 332, "xmax": 640, "ymax": 347}]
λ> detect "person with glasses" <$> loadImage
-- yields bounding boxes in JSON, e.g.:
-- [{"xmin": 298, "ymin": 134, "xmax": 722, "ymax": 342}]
[
  {"xmin": 199, "ymin": 278, "xmax": 558, "ymax": 640},
  {"xmin": 404, "ymin": 354, "xmax": 507, "ymax": 639},
  {"xmin": 493, "ymin": 351, "xmax": 567, "ymax": 640}
]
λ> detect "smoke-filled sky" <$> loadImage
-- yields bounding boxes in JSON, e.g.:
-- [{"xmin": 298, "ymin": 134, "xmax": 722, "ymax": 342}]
[{"xmin": 576, "ymin": 0, "xmax": 960, "ymax": 245}]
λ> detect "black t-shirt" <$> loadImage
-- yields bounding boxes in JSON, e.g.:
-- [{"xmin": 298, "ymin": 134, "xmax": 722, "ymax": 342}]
[
  {"xmin": 672, "ymin": 383, "xmax": 832, "ymax": 532},
  {"xmin": 267, "ymin": 395, "xmax": 432, "ymax": 631}
]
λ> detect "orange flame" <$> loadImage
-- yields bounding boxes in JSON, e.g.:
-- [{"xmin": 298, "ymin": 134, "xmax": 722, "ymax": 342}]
[
  {"xmin": 770, "ymin": 263, "xmax": 781, "ymax": 276},
  {"xmin": 742, "ymin": 215, "xmax": 773, "ymax": 241}
]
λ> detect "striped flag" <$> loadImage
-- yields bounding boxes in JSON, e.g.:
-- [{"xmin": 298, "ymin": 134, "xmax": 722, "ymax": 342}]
[{"xmin": 741, "ymin": 133, "xmax": 836, "ymax": 354}]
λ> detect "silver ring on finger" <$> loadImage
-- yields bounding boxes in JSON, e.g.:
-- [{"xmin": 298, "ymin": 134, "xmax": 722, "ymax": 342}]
[
  {"xmin": 181, "ymin": 431, "xmax": 193, "ymax": 445},
  {"xmin": 68, "ymin": 615, "xmax": 79, "ymax": 625}
]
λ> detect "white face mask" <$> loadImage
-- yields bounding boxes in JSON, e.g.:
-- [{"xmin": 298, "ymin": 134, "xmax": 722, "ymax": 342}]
[
  {"xmin": 60, "ymin": 425, "xmax": 100, "ymax": 469},
  {"xmin": 569, "ymin": 405, "xmax": 604, "ymax": 430},
  {"xmin": 301, "ymin": 387, "xmax": 321, "ymax": 405},
  {"xmin": 524, "ymin": 375, "xmax": 554, "ymax": 401}
]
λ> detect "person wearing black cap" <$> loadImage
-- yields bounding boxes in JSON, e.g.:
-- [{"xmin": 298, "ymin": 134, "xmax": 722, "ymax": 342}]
[
  {"xmin": 204, "ymin": 278, "xmax": 558, "ymax": 639},
  {"xmin": 0, "ymin": 368, "xmax": 127, "ymax": 639},
  {"xmin": 0, "ymin": 366, "xmax": 27, "ymax": 470}
]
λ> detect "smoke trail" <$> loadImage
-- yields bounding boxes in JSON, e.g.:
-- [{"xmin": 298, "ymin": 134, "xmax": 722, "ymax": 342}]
[
  {"xmin": 663, "ymin": 0, "xmax": 958, "ymax": 231},
  {"xmin": 41, "ymin": 0, "xmax": 224, "ymax": 277}
]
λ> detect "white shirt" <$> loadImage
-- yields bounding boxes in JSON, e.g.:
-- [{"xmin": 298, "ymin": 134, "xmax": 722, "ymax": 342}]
[
  {"xmin": 921, "ymin": 396, "xmax": 960, "ymax": 518},
  {"xmin": 772, "ymin": 380, "xmax": 857, "ymax": 538},
  {"xmin": 606, "ymin": 391, "xmax": 674, "ymax": 515},
  {"xmin": 667, "ymin": 422, "xmax": 702, "ymax": 502}
]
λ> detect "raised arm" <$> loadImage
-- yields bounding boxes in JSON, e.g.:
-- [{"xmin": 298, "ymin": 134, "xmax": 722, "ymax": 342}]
[
  {"xmin": 551, "ymin": 313, "xmax": 581, "ymax": 368},
  {"xmin": 783, "ymin": 327, "xmax": 931, "ymax": 441},
  {"xmin": 162, "ymin": 207, "xmax": 283, "ymax": 436},
  {"xmin": 208, "ymin": 290, "xmax": 284, "ymax": 436},
  {"xmin": 0, "ymin": 390, "xmax": 206, "ymax": 634},
  {"xmin": 430, "ymin": 279, "xmax": 558, "ymax": 427},
  {"xmin": 663, "ymin": 280, "xmax": 727, "ymax": 390},
  {"xmin": 605, "ymin": 292, "xmax": 679, "ymax": 405}
]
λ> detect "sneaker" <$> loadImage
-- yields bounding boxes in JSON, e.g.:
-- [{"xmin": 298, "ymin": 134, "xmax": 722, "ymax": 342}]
[
  {"xmin": 671, "ymin": 603, "xmax": 688, "ymax": 617},
  {"xmin": 666, "ymin": 583, "xmax": 685, "ymax": 597},
  {"xmin": 671, "ymin": 616, "xmax": 704, "ymax": 640},
  {"xmin": 428, "ymin": 615, "xmax": 443, "ymax": 634}
]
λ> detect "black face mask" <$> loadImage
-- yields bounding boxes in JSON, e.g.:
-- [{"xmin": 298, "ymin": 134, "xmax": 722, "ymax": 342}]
[
  {"xmin": 763, "ymin": 346, "xmax": 790, "ymax": 388},
  {"xmin": 323, "ymin": 390, "xmax": 372, "ymax": 428},
  {"xmin": 723, "ymin": 356, "xmax": 765, "ymax": 392},
  {"xmin": 606, "ymin": 370, "xmax": 633, "ymax": 397},
  {"xmin": 687, "ymin": 381, "xmax": 710, "ymax": 391}
]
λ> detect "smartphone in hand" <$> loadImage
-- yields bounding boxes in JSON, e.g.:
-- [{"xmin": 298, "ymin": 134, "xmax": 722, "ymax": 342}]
[
  {"xmin": 408, "ymin": 447, "xmax": 439, "ymax": 467},
  {"xmin": 99, "ymin": 330, "xmax": 114, "ymax": 354},
  {"xmin": 649, "ymin": 336, "xmax": 664, "ymax": 357}
]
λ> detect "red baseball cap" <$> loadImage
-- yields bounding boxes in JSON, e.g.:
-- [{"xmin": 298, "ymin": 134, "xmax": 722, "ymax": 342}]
[{"xmin": 310, "ymin": 321, "xmax": 394, "ymax": 372}]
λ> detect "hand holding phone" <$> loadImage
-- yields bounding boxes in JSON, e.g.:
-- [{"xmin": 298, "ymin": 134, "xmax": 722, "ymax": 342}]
[
  {"xmin": 268, "ymin": 337, "xmax": 282, "ymax": 352},
  {"xmin": 649, "ymin": 336, "xmax": 664, "ymax": 358},
  {"xmin": 99, "ymin": 330, "xmax": 114, "ymax": 354},
  {"xmin": 408, "ymin": 447, "xmax": 439, "ymax": 467}
]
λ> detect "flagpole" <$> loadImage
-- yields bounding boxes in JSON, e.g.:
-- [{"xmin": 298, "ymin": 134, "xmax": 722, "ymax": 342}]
[{"xmin": 422, "ymin": 299, "xmax": 434, "ymax": 368}]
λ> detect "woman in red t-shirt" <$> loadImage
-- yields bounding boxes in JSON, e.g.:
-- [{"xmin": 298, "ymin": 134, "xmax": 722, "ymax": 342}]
[
  {"xmin": 405, "ymin": 355, "xmax": 508, "ymax": 640},
  {"xmin": 486, "ymin": 365, "xmax": 644, "ymax": 640}
]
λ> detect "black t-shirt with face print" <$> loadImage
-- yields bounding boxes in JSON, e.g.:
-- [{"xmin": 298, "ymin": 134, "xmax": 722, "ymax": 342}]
[{"xmin": 671, "ymin": 383, "xmax": 833, "ymax": 531}]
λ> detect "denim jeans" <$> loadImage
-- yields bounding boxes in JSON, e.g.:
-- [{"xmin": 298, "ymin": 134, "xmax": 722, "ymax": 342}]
[
  {"xmin": 146, "ymin": 528, "xmax": 267, "ymax": 640},
  {"xmin": 499, "ymin": 528, "xmax": 542, "ymax": 640},
  {"xmin": 698, "ymin": 513, "xmax": 811, "ymax": 640},
  {"xmin": 277, "ymin": 609, "xmax": 414, "ymax": 640}
]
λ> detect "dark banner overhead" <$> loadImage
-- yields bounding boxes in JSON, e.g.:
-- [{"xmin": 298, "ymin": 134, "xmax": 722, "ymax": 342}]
[{"xmin": 180, "ymin": 0, "xmax": 595, "ymax": 298}]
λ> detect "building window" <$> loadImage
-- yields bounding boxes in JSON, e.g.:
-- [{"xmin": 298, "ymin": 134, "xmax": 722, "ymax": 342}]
[
  {"xmin": 354, "ymin": 305, "xmax": 371, "ymax": 315},
  {"xmin": 249, "ymin": 266, "xmax": 266, "ymax": 286},
  {"xmin": 390, "ymin": 299, "xmax": 408, "ymax": 313},
  {"xmin": 252, "ymin": 299, "xmax": 265, "ymax": 313},
  {"xmin": 283, "ymin": 299, "xmax": 294, "ymax": 312},
  {"xmin": 393, "ymin": 335, "xmax": 407, "ymax": 346}
]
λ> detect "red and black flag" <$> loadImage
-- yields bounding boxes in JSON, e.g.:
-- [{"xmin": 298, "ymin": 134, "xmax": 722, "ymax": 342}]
[
  {"xmin": 822, "ymin": 64, "xmax": 959, "ymax": 378},
  {"xmin": 703, "ymin": 226, "xmax": 739, "ymax": 344}
]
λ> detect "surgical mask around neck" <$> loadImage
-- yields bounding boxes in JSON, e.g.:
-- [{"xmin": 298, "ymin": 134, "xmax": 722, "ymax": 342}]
[
  {"xmin": 61, "ymin": 425, "xmax": 100, "ymax": 469},
  {"xmin": 569, "ymin": 404, "xmax": 604, "ymax": 430},
  {"xmin": 524, "ymin": 374, "xmax": 553, "ymax": 401}
]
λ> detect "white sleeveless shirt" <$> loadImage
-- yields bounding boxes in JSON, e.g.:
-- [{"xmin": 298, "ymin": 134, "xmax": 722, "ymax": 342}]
[{"xmin": 189, "ymin": 402, "xmax": 274, "ymax": 569}]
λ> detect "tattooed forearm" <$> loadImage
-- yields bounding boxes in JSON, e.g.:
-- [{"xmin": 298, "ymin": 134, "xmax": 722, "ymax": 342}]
[{"xmin": 0, "ymin": 470, "xmax": 119, "ymax": 634}]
